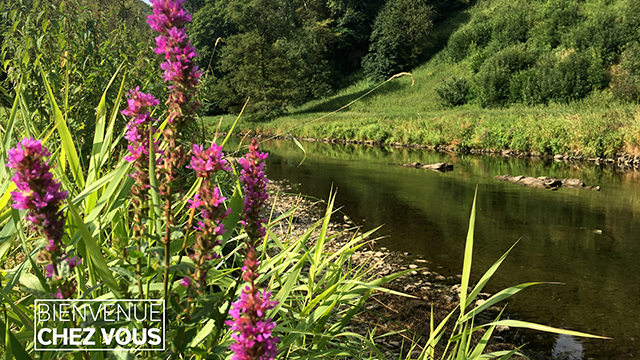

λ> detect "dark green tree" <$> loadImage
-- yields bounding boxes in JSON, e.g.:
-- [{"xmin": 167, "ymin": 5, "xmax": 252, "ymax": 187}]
[
  {"xmin": 362, "ymin": 0, "xmax": 435, "ymax": 81},
  {"xmin": 199, "ymin": 0, "xmax": 340, "ymax": 117}
]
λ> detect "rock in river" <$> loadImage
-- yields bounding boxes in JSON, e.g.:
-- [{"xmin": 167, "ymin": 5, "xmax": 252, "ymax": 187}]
[
  {"xmin": 396, "ymin": 162, "xmax": 454, "ymax": 172},
  {"xmin": 494, "ymin": 175, "xmax": 600, "ymax": 191}
]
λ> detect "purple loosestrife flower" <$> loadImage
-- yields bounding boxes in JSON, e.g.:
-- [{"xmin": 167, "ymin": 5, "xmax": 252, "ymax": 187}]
[
  {"xmin": 7, "ymin": 138, "xmax": 80, "ymax": 298},
  {"xmin": 238, "ymin": 139, "xmax": 269, "ymax": 241},
  {"xmin": 122, "ymin": 88, "xmax": 161, "ymax": 247},
  {"xmin": 225, "ymin": 279, "xmax": 279, "ymax": 360},
  {"xmin": 146, "ymin": 1, "xmax": 200, "ymax": 282},
  {"xmin": 147, "ymin": 0, "xmax": 201, "ymax": 127},
  {"xmin": 185, "ymin": 144, "xmax": 231, "ymax": 293},
  {"xmin": 122, "ymin": 87, "xmax": 160, "ymax": 164},
  {"xmin": 227, "ymin": 138, "xmax": 279, "ymax": 360}
]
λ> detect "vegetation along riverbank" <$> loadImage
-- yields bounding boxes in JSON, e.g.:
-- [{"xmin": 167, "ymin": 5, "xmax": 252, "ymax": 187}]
[{"xmin": 197, "ymin": 0, "xmax": 640, "ymax": 165}]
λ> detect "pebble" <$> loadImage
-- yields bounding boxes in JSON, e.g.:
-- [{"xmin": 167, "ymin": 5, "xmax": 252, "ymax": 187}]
[{"xmin": 409, "ymin": 264, "xmax": 418, "ymax": 269}]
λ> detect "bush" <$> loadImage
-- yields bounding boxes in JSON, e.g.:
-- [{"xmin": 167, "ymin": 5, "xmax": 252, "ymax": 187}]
[
  {"xmin": 436, "ymin": 76, "xmax": 470, "ymax": 106},
  {"xmin": 611, "ymin": 42, "xmax": 640, "ymax": 103},
  {"xmin": 363, "ymin": 0, "xmax": 436, "ymax": 81},
  {"xmin": 473, "ymin": 44, "xmax": 535, "ymax": 107},
  {"xmin": 538, "ymin": 49, "xmax": 602, "ymax": 103},
  {"xmin": 446, "ymin": 17, "xmax": 492, "ymax": 62}
]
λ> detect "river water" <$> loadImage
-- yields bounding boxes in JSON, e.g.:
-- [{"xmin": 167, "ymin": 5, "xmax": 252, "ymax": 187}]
[{"xmin": 230, "ymin": 138, "xmax": 640, "ymax": 359}]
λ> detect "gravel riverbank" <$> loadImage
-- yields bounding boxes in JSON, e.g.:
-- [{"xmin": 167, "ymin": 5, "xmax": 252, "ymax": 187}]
[{"xmin": 266, "ymin": 180, "xmax": 529, "ymax": 359}]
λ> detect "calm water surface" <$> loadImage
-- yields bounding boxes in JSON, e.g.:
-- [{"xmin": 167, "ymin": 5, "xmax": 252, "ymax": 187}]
[{"xmin": 230, "ymin": 138, "xmax": 640, "ymax": 359}]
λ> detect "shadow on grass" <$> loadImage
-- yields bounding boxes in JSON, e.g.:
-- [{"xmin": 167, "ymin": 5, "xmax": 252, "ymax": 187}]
[
  {"xmin": 420, "ymin": 9, "xmax": 471, "ymax": 62},
  {"xmin": 292, "ymin": 81, "xmax": 408, "ymax": 115}
]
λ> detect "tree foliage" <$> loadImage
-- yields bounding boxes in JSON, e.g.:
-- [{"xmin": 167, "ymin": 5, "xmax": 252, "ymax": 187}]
[
  {"xmin": 0, "ymin": 0, "xmax": 161, "ymax": 158},
  {"xmin": 362, "ymin": 0, "xmax": 436, "ymax": 81},
  {"xmin": 442, "ymin": 0, "xmax": 640, "ymax": 108}
]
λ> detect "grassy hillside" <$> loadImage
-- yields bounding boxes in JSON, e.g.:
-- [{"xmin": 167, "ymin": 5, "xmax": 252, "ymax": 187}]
[{"xmin": 207, "ymin": 0, "xmax": 640, "ymax": 158}]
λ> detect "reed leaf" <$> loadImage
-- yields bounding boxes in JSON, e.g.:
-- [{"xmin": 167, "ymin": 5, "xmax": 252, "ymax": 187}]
[{"xmin": 39, "ymin": 65, "xmax": 85, "ymax": 188}]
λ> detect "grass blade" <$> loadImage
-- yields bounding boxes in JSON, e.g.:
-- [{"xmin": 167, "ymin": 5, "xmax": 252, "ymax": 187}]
[
  {"xmin": 482, "ymin": 319, "xmax": 610, "ymax": 339},
  {"xmin": 2, "ymin": 93, "xmax": 19, "ymax": 154},
  {"xmin": 466, "ymin": 241, "xmax": 519, "ymax": 309},
  {"xmin": 220, "ymin": 97, "xmax": 248, "ymax": 148},
  {"xmin": 459, "ymin": 186, "xmax": 478, "ymax": 313},
  {"xmin": 67, "ymin": 201, "xmax": 121, "ymax": 298},
  {"xmin": 460, "ymin": 282, "xmax": 547, "ymax": 322},
  {"xmin": 39, "ymin": 65, "xmax": 85, "ymax": 188},
  {"xmin": 288, "ymin": 133, "xmax": 307, "ymax": 167},
  {"xmin": 86, "ymin": 64, "xmax": 124, "ymax": 213}
]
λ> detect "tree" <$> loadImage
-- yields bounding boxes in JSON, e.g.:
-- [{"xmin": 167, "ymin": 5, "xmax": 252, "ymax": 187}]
[
  {"xmin": 199, "ymin": 0, "xmax": 340, "ymax": 117},
  {"xmin": 363, "ymin": 0, "xmax": 435, "ymax": 81}
]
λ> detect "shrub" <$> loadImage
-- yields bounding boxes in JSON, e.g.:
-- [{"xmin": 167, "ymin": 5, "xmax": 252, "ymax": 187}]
[
  {"xmin": 363, "ymin": 0, "xmax": 436, "ymax": 81},
  {"xmin": 611, "ymin": 42, "xmax": 640, "ymax": 103},
  {"xmin": 436, "ymin": 76, "xmax": 470, "ymax": 106},
  {"xmin": 508, "ymin": 68, "xmax": 542, "ymax": 105},
  {"xmin": 490, "ymin": 1, "xmax": 535, "ymax": 47},
  {"xmin": 538, "ymin": 49, "xmax": 600, "ymax": 103},
  {"xmin": 473, "ymin": 44, "xmax": 535, "ymax": 107},
  {"xmin": 446, "ymin": 17, "xmax": 492, "ymax": 62}
]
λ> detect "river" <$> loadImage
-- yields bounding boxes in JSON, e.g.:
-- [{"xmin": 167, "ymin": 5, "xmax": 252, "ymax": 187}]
[{"xmin": 229, "ymin": 137, "xmax": 640, "ymax": 360}]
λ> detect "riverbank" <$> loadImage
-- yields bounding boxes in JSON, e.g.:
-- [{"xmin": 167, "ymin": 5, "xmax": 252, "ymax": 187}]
[
  {"xmin": 206, "ymin": 46, "xmax": 640, "ymax": 162},
  {"xmin": 266, "ymin": 180, "xmax": 529, "ymax": 359},
  {"xmin": 218, "ymin": 129, "xmax": 640, "ymax": 172}
]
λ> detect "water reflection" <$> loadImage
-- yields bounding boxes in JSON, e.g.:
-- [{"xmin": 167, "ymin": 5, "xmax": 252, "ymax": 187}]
[
  {"xmin": 553, "ymin": 335, "xmax": 584, "ymax": 360},
  {"xmin": 227, "ymin": 138, "xmax": 640, "ymax": 359}
]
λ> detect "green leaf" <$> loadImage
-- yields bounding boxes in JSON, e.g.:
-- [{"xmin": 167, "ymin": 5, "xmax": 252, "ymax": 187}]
[
  {"xmin": 459, "ymin": 186, "xmax": 478, "ymax": 313},
  {"xmin": 39, "ymin": 65, "xmax": 85, "ymax": 188},
  {"xmin": 0, "ymin": 289, "xmax": 34, "ymax": 331},
  {"xmin": 478, "ymin": 347, "xmax": 527, "ymax": 360},
  {"xmin": 110, "ymin": 267, "xmax": 136, "ymax": 282},
  {"xmin": 148, "ymin": 128, "xmax": 162, "ymax": 236},
  {"xmin": 221, "ymin": 183, "xmax": 244, "ymax": 246},
  {"xmin": 83, "ymin": 162, "xmax": 132, "ymax": 224},
  {"xmin": 99, "ymin": 70, "xmax": 127, "ymax": 170},
  {"xmin": 466, "ymin": 241, "xmax": 519, "ymax": 308},
  {"xmin": 108, "ymin": 347, "xmax": 137, "ymax": 360},
  {"xmin": 188, "ymin": 319, "xmax": 216, "ymax": 348},
  {"xmin": 220, "ymin": 98, "xmax": 248, "ymax": 148},
  {"xmin": 2, "ymin": 93, "xmax": 19, "ymax": 154},
  {"xmin": 0, "ymin": 183, "xmax": 16, "ymax": 213},
  {"xmin": 482, "ymin": 319, "xmax": 611, "ymax": 339},
  {"xmin": 460, "ymin": 282, "xmax": 546, "ymax": 322},
  {"xmin": 86, "ymin": 64, "xmax": 124, "ymax": 213},
  {"xmin": 288, "ymin": 133, "xmax": 307, "ymax": 167},
  {"xmin": 468, "ymin": 310, "xmax": 504, "ymax": 360},
  {"xmin": 67, "ymin": 201, "xmax": 122, "ymax": 298},
  {"xmin": 0, "ymin": 318, "xmax": 30, "ymax": 359},
  {"xmin": 10, "ymin": 209, "xmax": 50, "ymax": 293},
  {"xmin": 4, "ymin": 309, "xmax": 12, "ymax": 360}
]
